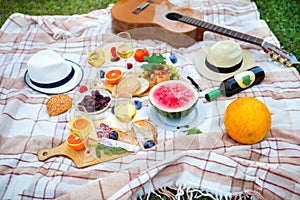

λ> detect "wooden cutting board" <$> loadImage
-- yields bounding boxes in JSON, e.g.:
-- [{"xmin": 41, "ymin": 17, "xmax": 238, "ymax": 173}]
[
  {"xmin": 38, "ymin": 119, "xmax": 138, "ymax": 168},
  {"xmin": 37, "ymin": 138, "xmax": 131, "ymax": 168}
]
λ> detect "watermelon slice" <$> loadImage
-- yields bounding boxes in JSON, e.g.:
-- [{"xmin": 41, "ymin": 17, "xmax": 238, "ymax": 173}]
[{"xmin": 149, "ymin": 80, "xmax": 198, "ymax": 119}]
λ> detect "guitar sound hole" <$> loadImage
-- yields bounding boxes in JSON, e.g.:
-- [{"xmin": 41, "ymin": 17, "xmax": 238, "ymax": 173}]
[
  {"xmin": 165, "ymin": 11, "xmax": 182, "ymax": 21},
  {"xmin": 164, "ymin": 11, "xmax": 182, "ymax": 21}
]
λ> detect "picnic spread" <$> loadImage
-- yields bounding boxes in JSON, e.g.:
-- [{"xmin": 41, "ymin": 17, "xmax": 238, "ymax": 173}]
[{"xmin": 1, "ymin": 0, "xmax": 300, "ymax": 199}]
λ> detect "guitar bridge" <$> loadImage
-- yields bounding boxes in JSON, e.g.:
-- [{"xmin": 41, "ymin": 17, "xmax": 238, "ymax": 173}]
[{"xmin": 133, "ymin": 0, "xmax": 153, "ymax": 14}]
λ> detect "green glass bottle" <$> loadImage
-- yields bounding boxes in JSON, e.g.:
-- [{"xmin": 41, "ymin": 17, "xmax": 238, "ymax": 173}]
[{"xmin": 205, "ymin": 66, "xmax": 265, "ymax": 101}]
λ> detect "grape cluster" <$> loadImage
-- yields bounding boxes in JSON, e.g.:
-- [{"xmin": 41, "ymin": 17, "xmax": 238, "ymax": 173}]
[{"xmin": 78, "ymin": 90, "xmax": 111, "ymax": 112}]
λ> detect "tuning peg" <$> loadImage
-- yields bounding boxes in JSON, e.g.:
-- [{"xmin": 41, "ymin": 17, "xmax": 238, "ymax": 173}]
[
  {"xmin": 285, "ymin": 61, "xmax": 292, "ymax": 67},
  {"xmin": 279, "ymin": 58, "xmax": 285, "ymax": 63},
  {"xmin": 272, "ymin": 54, "xmax": 279, "ymax": 60}
]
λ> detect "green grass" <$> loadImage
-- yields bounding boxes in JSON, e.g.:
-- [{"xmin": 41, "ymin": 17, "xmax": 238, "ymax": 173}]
[
  {"xmin": 0, "ymin": 0, "xmax": 118, "ymax": 18},
  {"xmin": 255, "ymin": 0, "xmax": 300, "ymax": 66}
]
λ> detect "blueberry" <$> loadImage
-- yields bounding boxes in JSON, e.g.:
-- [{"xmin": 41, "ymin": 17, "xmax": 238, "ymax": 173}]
[
  {"xmin": 169, "ymin": 54, "xmax": 177, "ymax": 64},
  {"xmin": 134, "ymin": 100, "xmax": 142, "ymax": 110},
  {"xmin": 109, "ymin": 131, "xmax": 118, "ymax": 140},
  {"xmin": 99, "ymin": 70, "xmax": 105, "ymax": 78},
  {"xmin": 143, "ymin": 140, "xmax": 155, "ymax": 149}
]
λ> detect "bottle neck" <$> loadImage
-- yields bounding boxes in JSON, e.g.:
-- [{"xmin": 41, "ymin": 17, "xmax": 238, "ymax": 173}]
[{"xmin": 205, "ymin": 89, "xmax": 221, "ymax": 102}]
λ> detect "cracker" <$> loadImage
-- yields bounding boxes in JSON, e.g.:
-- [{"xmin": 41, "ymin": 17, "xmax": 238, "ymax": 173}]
[{"xmin": 46, "ymin": 94, "xmax": 72, "ymax": 116}]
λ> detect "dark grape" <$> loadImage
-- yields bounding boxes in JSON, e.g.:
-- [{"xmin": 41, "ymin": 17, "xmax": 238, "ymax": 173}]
[{"xmin": 78, "ymin": 90, "xmax": 111, "ymax": 112}]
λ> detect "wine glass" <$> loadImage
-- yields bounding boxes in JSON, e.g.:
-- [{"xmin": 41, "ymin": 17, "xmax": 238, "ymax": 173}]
[
  {"xmin": 69, "ymin": 105, "xmax": 97, "ymax": 162},
  {"xmin": 87, "ymin": 41, "xmax": 106, "ymax": 68},
  {"xmin": 113, "ymin": 92, "xmax": 137, "ymax": 143},
  {"xmin": 116, "ymin": 32, "xmax": 134, "ymax": 69}
]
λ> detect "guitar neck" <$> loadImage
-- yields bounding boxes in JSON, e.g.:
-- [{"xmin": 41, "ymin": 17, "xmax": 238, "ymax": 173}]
[{"xmin": 178, "ymin": 15, "xmax": 264, "ymax": 47}]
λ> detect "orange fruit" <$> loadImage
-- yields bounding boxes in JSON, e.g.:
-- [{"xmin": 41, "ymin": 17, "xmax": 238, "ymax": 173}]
[
  {"xmin": 134, "ymin": 48, "xmax": 149, "ymax": 62},
  {"xmin": 66, "ymin": 133, "xmax": 86, "ymax": 151},
  {"xmin": 105, "ymin": 69, "xmax": 123, "ymax": 84},
  {"xmin": 224, "ymin": 97, "xmax": 271, "ymax": 144}
]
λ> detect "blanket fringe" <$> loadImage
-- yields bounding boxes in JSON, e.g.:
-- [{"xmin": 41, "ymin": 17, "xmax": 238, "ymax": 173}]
[{"xmin": 139, "ymin": 186, "xmax": 264, "ymax": 200}]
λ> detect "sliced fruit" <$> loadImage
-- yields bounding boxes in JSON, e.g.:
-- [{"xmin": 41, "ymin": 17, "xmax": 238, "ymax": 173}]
[
  {"xmin": 149, "ymin": 80, "xmax": 198, "ymax": 119},
  {"xmin": 66, "ymin": 133, "xmax": 86, "ymax": 151},
  {"xmin": 105, "ymin": 69, "xmax": 123, "ymax": 84}
]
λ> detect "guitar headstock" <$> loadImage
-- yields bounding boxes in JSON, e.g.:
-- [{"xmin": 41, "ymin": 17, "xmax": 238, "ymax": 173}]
[{"xmin": 262, "ymin": 41, "xmax": 299, "ymax": 67}]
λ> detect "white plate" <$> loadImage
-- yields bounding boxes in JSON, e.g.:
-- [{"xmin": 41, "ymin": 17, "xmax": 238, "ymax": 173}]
[
  {"xmin": 147, "ymin": 99, "xmax": 205, "ymax": 131},
  {"xmin": 76, "ymin": 89, "xmax": 112, "ymax": 115}
]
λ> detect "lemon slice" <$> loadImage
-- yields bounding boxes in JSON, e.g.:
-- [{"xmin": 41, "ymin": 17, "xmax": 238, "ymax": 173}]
[{"xmin": 88, "ymin": 50, "xmax": 105, "ymax": 67}]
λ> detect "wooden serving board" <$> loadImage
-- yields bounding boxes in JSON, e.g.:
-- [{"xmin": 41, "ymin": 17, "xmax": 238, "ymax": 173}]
[
  {"xmin": 38, "ymin": 118, "xmax": 142, "ymax": 168},
  {"xmin": 37, "ymin": 142, "xmax": 131, "ymax": 168},
  {"xmin": 38, "ymin": 138, "xmax": 131, "ymax": 168}
]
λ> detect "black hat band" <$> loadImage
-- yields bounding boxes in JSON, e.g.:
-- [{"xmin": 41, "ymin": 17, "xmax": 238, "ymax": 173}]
[
  {"xmin": 205, "ymin": 58, "xmax": 243, "ymax": 73},
  {"xmin": 29, "ymin": 66, "xmax": 75, "ymax": 88}
]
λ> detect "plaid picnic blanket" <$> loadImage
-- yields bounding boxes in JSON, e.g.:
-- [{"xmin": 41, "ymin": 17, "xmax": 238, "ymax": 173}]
[{"xmin": 1, "ymin": 0, "xmax": 300, "ymax": 199}]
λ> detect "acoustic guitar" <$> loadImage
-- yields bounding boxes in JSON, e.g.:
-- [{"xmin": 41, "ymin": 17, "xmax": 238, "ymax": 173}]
[{"xmin": 111, "ymin": 0, "xmax": 299, "ymax": 67}]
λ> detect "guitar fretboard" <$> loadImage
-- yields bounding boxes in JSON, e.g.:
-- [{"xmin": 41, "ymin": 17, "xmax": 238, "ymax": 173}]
[{"xmin": 178, "ymin": 15, "xmax": 264, "ymax": 46}]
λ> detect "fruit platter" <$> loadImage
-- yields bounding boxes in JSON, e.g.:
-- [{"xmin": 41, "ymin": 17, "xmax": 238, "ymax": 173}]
[{"xmin": 89, "ymin": 45, "xmax": 184, "ymax": 97}]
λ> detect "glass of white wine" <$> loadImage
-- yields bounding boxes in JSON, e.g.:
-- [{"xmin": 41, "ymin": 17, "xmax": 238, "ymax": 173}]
[
  {"xmin": 113, "ymin": 92, "xmax": 137, "ymax": 143},
  {"xmin": 116, "ymin": 32, "xmax": 134, "ymax": 69},
  {"xmin": 87, "ymin": 40, "xmax": 106, "ymax": 68},
  {"xmin": 69, "ymin": 105, "xmax": 97, "ymax": 162}
]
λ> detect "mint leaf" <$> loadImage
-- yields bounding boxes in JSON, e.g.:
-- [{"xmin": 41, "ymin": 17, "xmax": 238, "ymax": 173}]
[
  {"xmin": 95, "ymin": 143, "xmax": 127, "ymax": 158},
  {"xmin": 186, "ymin": 128, "xmax": 202, "ymax": 135},
  {"xmin": 143, "ymin": 53, "xmax": 166, "ymax": 64},
  {"xmin": 96, "ymin": 147, "xmax": 101, "ymax": 158}
]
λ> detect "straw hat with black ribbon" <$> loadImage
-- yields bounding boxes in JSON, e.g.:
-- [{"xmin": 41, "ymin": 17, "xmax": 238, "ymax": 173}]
[{"xmin": 194, "ymin": 40, "xmax": 255, "ymax": 81}]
